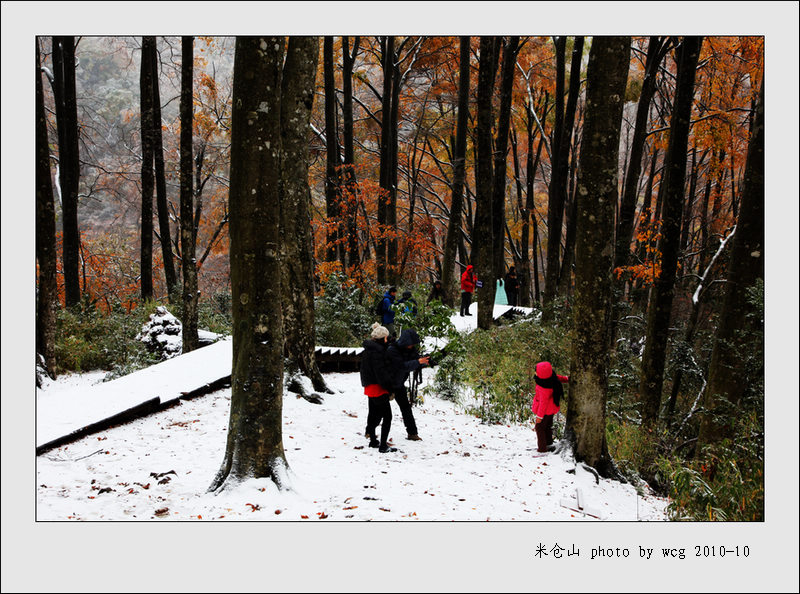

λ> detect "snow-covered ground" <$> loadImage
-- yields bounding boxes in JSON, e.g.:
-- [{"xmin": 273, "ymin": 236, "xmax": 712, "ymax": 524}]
[{"xmin": 36, "ymin": 366, "xmax": 666, "ymax": 522}]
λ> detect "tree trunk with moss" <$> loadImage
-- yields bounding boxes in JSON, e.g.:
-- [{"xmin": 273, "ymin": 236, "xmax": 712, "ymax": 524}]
[
  {"xmin": 211, "ymin": 36, "xmax": 289, "ymax": 492},
  {"xmin": 280, "ymin": 36, "xmax": 329, "ymax": 394},
  {"xmin": 565, "ymin": 36, "xmax": 630, "ymax": 475}
]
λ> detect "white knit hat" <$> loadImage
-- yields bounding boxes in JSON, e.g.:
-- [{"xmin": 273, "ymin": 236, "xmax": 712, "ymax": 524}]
[{"xmin": 370, "ymin": 322, "xmax": 390, "ymax": 339}]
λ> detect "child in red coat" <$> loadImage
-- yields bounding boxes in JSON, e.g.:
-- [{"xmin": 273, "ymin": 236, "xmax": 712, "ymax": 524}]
[{"xmin": 531, "ymin": 361, "xmax": 569, "ymax": 452}]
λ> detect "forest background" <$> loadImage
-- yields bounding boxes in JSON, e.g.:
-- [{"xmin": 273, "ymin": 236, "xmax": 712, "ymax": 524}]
[{"xmin": 3, "ymin": 2, "xmax": 799, "ymax": 594}]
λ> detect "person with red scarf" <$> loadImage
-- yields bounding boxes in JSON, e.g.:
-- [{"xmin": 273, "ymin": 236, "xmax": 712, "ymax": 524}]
[
  {"xmin": 360, "ymin": 323, "xmax": 398, "ymax": 453},
  {"xmin": 531, "ymin": 361, "xmax": 569, "ymax": 453}
]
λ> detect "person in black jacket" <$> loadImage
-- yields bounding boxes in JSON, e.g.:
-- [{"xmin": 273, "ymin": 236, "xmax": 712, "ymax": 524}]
[
  {"xmin": 427, "ymin": 280, "xmax": 445, "ymax": 304},
  {"xmin": 504, "ymin": 266, "xmax": 520, "ymax": 306},
  {"xmin": 359, "ymin": 323, "xmax": 397, "ymax": 453},
  {"xmin": 386, "ymin": 328, "xmax": 429, "ymax": 441}
]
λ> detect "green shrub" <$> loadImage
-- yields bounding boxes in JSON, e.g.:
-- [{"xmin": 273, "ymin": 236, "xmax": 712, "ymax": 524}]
[
  {"xmin": 433, "ymin": 318, "xmax": 571, "ymax": 424},
  {"xmin": 314, "ymin": 273, "xmax": 373, "ymax": 347},
  {"xmin": 658, "ymin": 420, "xmax": 764, "ymax": 521},
  {"xmin": 55, "ymin": 300, "xmax": 159, "ymax": 376},
  {"xmin": 426, "ymin": 331, "xmax": 467, "ymax": 402},
  {"xmin": 606, "ymin": 420, "xmax": 661, "ymax": 491},
  {"xmin": 198, "ymin": 290, "xmax": 233, "ymax": 335}
]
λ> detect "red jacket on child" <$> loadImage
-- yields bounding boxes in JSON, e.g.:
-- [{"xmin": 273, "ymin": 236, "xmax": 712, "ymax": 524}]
[{"xmin": 531, "ymin": 361, "xmax": 568, "ymax": 418}]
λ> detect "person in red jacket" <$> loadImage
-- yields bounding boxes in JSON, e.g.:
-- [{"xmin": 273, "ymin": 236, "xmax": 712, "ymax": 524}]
[
  {"xmin": 460, "ymin": 265, "xmax": 476, "ymax": 316},
  {"xmin": 531, "ymin": 361, "xmax": 569, "ymax": 452}
]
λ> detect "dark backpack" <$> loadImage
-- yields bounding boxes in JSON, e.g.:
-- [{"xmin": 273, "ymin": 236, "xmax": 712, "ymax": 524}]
[{"xmin": 374, "ymin": 295, "xmax": 384, "ymax": 318}]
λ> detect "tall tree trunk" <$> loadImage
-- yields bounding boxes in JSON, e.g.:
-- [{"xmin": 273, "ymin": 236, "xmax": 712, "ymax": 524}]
[
  {"xmin": 698, "ymin": 83, "xmax": 763, "ymax": 446},
  {"xmin": 148, "ymin": 37, "xmax": 178, "ymax": 302},
  {"xmin": 323, "ymin": 36, "xmax": 341, "ymax": 266},
  {"xmin": 614, "ymin": 36, "xmax": 667, "ymax": 272},
  {"xmin": 638, "ymin": 37, "xmax": 702, "ymax": 425},
  {"xmin": 566, "ymin": 36, "xmax": 630, "ymax": 476},
  {"xmin": 180, "ymin": 36, "xmax": 199, "ymax": 353},
  {"xmin": 556, "ymin": 36, "xmax": 585, "ymax": 295},
  {"xmin": 491, "ymin": 37, "xmax": 520, "ymax": 280},
  {"xmin": 542, "ymin": 36, "xmax": 567, "ymax": 311},
  {"xmin": 139, "ymin": 36, "xmax": 155, "ymax": 301},
  {"xmin": 52, "ymin": 36, "xmax": 81, "ymax": 308},
  {"xmin": 342, "ymin": 36, "xmax": 360, "ymax": 270},
  {"xmin": 210, "ymin": 36, "xmax": 289, "ymax": 492},
  {"xmin": 512, "ymin": 124, "xmax": 542, "ymax": 308},
  {"xmin": 527, "ymin": 109, "xmax": 545, "ymax": 306},
  {"xmin": 280, "ymin": 36, "xmax": 329, "ymax": 394},
  {"xmin": 473, "ymin": 36, "xmax": 501, "ymax": 330},
  {"xmin": 36, "ymin": 37, "xmax": 58, "ymax": 377},
  {"xmin": 441, "ymin": 36, "xmax": 471, "ymax": 307},
  {"xmin": 387, "ymin": 49, "xmax": 401, "ymax": 285},
  {"xmin": 377, "ymin": 36, "xmax": 394, "ymax": 285}
]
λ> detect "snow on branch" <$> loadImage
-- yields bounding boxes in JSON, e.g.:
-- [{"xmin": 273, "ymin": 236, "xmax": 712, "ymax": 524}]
[{"xmin": 692, "ymin": 225, "xmax": 736, "ymax": 305}]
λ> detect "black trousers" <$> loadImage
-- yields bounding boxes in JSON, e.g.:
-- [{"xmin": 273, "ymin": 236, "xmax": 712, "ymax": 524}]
[
  {"xmin": 392, "ymin": 386, "xmax": 418, "ymax": 436},
  {"xmin": 460, "ymin": 291, "xmax": 472, "ymax": 315},
  {"xmin": 506, "ymin": 290, "xmax": 518, "ymax": 306},
  {"xmin": 535, "ymin": 414, "xmax": 554, "ymax": 452},
  {"xmin": 366, "ymin": 394, "xmax": 392, "ymax": 447}
]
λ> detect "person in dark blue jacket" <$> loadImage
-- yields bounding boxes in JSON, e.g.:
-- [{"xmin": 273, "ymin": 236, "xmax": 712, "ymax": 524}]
[
  {"xmin": 380, "ymin": 286, "xmax": 398, "ymax": 337},
  {"xmin": 386, "ymin": 328, "xmax": 429, "ymax": 441}
]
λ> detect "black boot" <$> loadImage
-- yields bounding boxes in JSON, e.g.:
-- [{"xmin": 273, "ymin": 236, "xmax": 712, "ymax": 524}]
[{"xmin": 379, "ymin": 444, "xmax": 397, "ymax": 453}]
